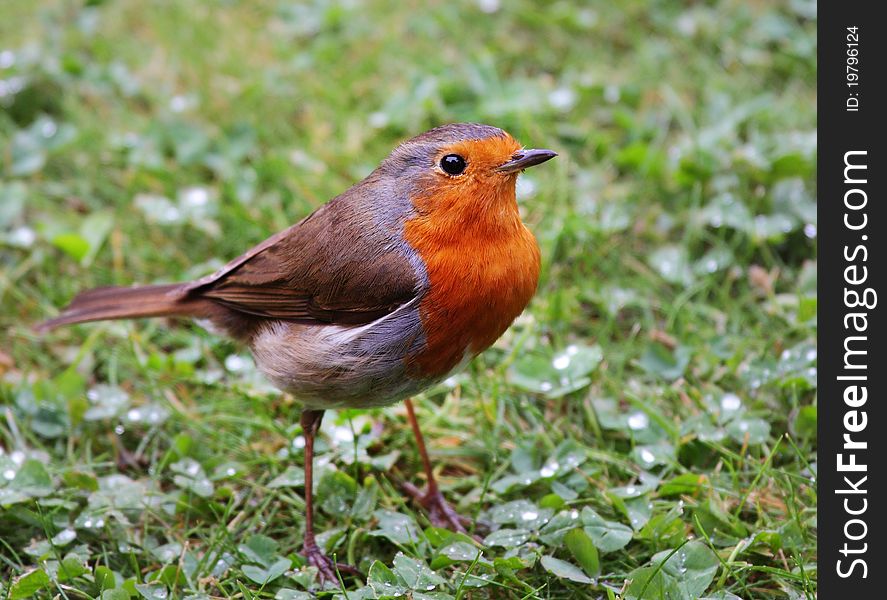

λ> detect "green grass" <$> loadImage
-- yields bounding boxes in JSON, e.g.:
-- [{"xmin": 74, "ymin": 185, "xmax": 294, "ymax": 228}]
[{"xmin": 1, "ymin": 1, "xmax": 816, "ymax": 598}]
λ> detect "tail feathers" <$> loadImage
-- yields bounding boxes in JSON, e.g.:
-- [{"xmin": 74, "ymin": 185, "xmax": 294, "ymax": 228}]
[{"xmin": 36, "ymin": 283, "xmax": 203, "ymax": 332}]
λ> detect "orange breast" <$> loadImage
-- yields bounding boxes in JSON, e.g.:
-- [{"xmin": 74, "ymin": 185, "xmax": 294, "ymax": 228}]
[{"xmin": 404, "ymin": 181, "xmax": 541, "ymax": 378}]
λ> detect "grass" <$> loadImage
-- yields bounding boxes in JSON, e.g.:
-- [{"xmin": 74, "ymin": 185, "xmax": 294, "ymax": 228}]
[{"xmin": 1, "ymin": 1, "xmax": 816, "ymax": 598}]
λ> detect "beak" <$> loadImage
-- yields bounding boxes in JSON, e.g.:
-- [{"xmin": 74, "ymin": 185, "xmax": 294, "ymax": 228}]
[{"xmin": 496, "ymin": 148, "xmax": 558, "ymax": 173}]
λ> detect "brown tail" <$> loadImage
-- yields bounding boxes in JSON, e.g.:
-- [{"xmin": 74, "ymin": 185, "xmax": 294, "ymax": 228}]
[{"xmin": 36, "ymin": 283, "xmax": 205, "ymax": 332}]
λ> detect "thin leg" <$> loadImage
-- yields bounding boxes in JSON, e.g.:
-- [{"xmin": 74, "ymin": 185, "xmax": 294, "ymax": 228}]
[
  {"xmin": 402, "ymin": 398, "xmax": 473, "ymax": 535},
  {"xmin": 300, "ymin": 409, "xmax": 359, "ymax": 583}
]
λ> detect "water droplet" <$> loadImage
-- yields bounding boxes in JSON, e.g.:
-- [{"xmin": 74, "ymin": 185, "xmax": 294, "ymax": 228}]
[
  {"xmin": 83, "ymin": 519, "xmax": 93, "ymax": 528},
  {"xmin": 226, "ymin": 467, "xmax": 236, "ymax": 476},
  {"xmin": 368, "ymin": 111, "xmax": 388, "ymax": 128},
  {"xmin": 624, "ymin": 486, "xmax": 637, "ymax": 495},
  {"xmin": 0, "ymin": 50, "xmax": 15, "ymax": 69},
  {"xmin": 186, "ymin": 462, "xmax": 200, "ymax": 476},
  {"xmin": 539, "ymin": 381, "xmax": 553, "ymax": 392},
  {"xmin": 40, "ymin": 119, "xmax": 57, "ymax": 138},
  {"xmin": 639, "ymin": 449, "xmax": 656, "ymax": 464},
  {"xmin": 9, "ymin": 226, "xmax": 36, "ymax": 247},
  {"xmin": 604, "ymin": 84, "xmax": 620, "ymax": 103},
  {"xmin": 627, "ymin": 412, "xmax": 649, "ymax": 430},
  {"xmin": 738, "ymin": 421, "xmax": 749, "ymax": 432},
  {"xmin": 2, "ymin": 469, "xmax": 15, "ymax": 480},
  {"xmin": 225, "ymin": 354, "xmax": 246, "ymax": 372},
  {"xmin": 552, "ymin": 354, "xmax": 571, "ymax": 370},
  {"xmin": 54, "ymin": 528, "xmax": 76, "ymax": 543},
  {"xmin": 548, "ymin": 87, "xmax": 577, "ymax": 112},
  {"xmin": 540, "ymin": 461, "xmax": 559, "ymax": 477},
  {"xmin": 292, "ymin": 436, "xmax": 306, "ymax": 449},
  {"xmin": 10, "ymin": 451, "xmax": 25, "ymax": 465},
  {"xmin": 566, "ymin": 345, "xmax": 579, "ymax": 356},
  {"xmin": 720, "ymin": 393, "xmax": 741, "ymax": 412},
  {"xmin": 170, "ymin": 95, "xmax": 188, "ymax": 112},
  {"xmin": 476, "ymin": 0, "xmax": 500, "ymax": 13},
  {"xmin": 114, "ymin": 425, "xmax": 125, "ymax": 435},
  {"xmin": 335, "ymin": 426, "xmax": 354, "ymax": 443},
  {"xmin": 570, "ymin": 509, "xmax": 579, "ymax": 519},
  {"xmin": 806, "ymin": 349, "xmax": 817, "ymax": 361},
  {"xmin": 804, "ymin": 223, "xmax": 817, "ymax": 238},
  {"xmin": 127, "ymin": 408, "xmax": 142, "ymax": 422},
  {"xmin": 181, "ymin": 186, "xmax": 209, "ymax": 207},
  {"xmin": 95, "ymin": 518, "xmax": 105, "ymax": 528}
]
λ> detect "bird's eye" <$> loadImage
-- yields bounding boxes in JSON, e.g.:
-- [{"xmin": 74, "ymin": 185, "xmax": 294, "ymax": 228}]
[{"xmin": 440, "ymin": 154, "xmax": 467, "ymax": 176}]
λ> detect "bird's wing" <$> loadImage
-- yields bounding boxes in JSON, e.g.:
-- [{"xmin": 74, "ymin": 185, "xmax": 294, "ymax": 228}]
[{"xmin": 183, "ymin": 199, "xmax": 423, "ymax": 325}]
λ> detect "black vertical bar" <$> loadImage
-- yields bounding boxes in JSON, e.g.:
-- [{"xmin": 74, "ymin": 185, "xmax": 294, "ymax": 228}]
[{"xmin": 818, "ymin": 2, "xmax": 886, "ymax": 597}]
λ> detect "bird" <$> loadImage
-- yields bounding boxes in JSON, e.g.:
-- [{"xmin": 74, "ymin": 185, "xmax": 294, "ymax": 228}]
[{"xmin": 38, "ymin": 122, "xmax": 557, "ymax": 582}]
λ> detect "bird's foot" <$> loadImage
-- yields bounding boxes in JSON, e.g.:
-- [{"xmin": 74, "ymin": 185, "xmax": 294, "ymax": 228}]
[
  {"xmin": 402, "ymin": 482, "xmax": 476, "ymax": 537},
  {"xmin": 303, "ymin": 542, "xmax": 359, "ymax": 585}
]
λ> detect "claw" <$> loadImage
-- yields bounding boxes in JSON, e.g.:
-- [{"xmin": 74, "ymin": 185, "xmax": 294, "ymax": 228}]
[
  {"xmin": 303, "ymin": 543, "xmax": 360, "ymax": 585},
  {"xmin": 403, "ymin": 482, "xmax": 479, "ymax": 540}
]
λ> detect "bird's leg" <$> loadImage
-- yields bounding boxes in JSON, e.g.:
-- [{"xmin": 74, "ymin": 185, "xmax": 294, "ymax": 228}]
[
  {"xmin": 300, "ymin": 409, "xmax": 359, "ymax": 584},
  {"xmin": 401, "ymin": 398, "xmax": 474, "ymax": 535}
]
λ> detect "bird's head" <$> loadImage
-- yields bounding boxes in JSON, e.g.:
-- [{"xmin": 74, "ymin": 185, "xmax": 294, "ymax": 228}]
[{"xmin": 379, "ymin": 123, "xmax": 557, "ymax": 227}]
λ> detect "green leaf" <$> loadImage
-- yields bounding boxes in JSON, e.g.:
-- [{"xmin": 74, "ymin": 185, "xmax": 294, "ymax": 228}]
[
  {"xmin": 651, "ymin": 541, "xmax": 719, "ymax": 599},
  {"xmin": 95, "ymin": 565, "xmax": 117, "ymax": 591},
  {"xmin": 483, "ymin": 528, "xmax": 531, "ymax": 548},
  {"xmin": 102, "ymin": 590, "xmax": 131, "ymax": 600},
  {"xmin": 267, "ymin": 466, "xmax": 305, "ymax": 488},
  {"xmin": 10, "ymin": 569, "xmax": 51, "ymax": 599},
  {"xmin": 580, "ymin": 507, "xmax": 633, "ymax": 553},
  {"xmin": 623, "ymin": 565, "xmax": 682, "ymax": 600},
  {"xmin": 393, "ymin": 552, "xmax": 445, "ymax": 590},
  {"xmin": 564, "ymin": 528, "xmax": 600, "ymax": 579},
  {"xmin": 726, "ymin": 417, "xmax": 770, "ymax": 445},
  {"xmin": 51, "ymin": 232, "xmax": 90, "ymax": 262},
  {"xmin": 540, "ymin": 555, "xmax": 593, "ymax": 584},
  {"xmin": 367, "ymin": 560, "xmax": 408, "ymax": 597},
  {"xmin": 318, "ymin": 470, "xmax": 358, "ymax": 517},
  {"xmin": 134, "ymin": 583, "xmax": 169, "ymax": 600},
  {"xmin": 368, "ymin": 510, "xmax": 421, "ymax": 545},
  {"xmin": 658, "ymin": 473, "xmax": 707, "ymax": 498},
  {"xmin": 242, "ymin": 557, "xmax": 290, "ymax": 585},
  {"xmin": 238, "ymin": 534, "xmax": 279, "ymax": 567},
  {"xmin": 56, "ymin": 556, "xmax": 88, "ymax": 581},
  {"xmin": 274, "ymin": 590, "xmax": 313, "ymax": 600},
  {"xmin": 638, "ymin": 343, "xmax": 692, "ymax": 381}
]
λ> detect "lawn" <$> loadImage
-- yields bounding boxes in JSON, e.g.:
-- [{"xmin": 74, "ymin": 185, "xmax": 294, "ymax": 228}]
[{"xmin": 1, "ymin": 1, "xmax": 817, "ymax": 598}]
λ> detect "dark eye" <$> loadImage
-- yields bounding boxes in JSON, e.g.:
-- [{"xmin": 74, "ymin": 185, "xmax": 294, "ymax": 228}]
[{"xmin": 440, "ymin": 154, "xmax": 467, "ymax": 175}]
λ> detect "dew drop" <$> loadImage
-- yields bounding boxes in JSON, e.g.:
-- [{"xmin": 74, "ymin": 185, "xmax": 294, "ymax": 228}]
[
  {"xmin": 114, "ymin": 425, "xmax": 125, "ymax": 435},
  {"xmin": 720, "ymin": 393, "xmax": 741, "ymax": 412},
  {"xmin": 2, "ymin": 469, "xmax": 15, "ymax": 480},
  {"xmin": 539, "ymin": 381, "xmax": 553, "ymax": 392},
  {"xmin": 540, "ymin": 461, "xmax": 559, "ymax": 477},
  {"xmin": 639, "ymin": 449, "xmax": 656, "ymax": 464},
  {"xmin": 521, "ymin": 511, "xmax": 539, "ymax": 521},
  {"xmin": 627, "ymin": 412, "xmax": 649, "ymax": 430},
  {"xmin": 552, "ymin": 354, "xmax": 571, "ymax": 370}
]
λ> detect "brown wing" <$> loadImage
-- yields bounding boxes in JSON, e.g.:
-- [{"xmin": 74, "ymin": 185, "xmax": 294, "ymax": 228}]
[{"xmin": 183, "ymin": 195, "xmax": 423, "ymax": 326}]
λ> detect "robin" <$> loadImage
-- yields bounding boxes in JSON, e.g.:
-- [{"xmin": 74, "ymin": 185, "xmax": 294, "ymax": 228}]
[{"xmin": 38, "ymin": 123, "xmax": 557, "ymax": 581}]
